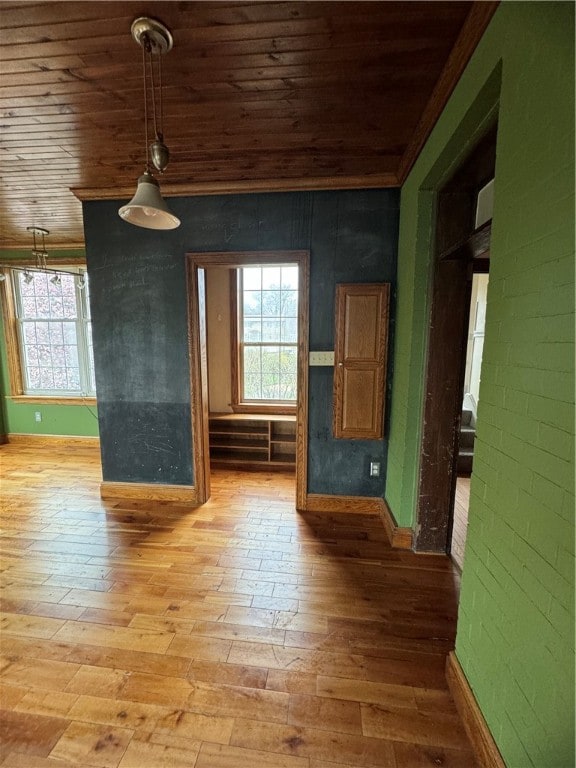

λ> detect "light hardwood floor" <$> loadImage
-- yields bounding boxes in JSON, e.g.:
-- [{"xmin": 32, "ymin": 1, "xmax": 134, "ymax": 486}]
[
  {"xmin": 0, "ymin": 444, "xmax": 477, "ymax": 767},
  {"xmin": 451, "ymin": 479, "xmax": 471, "ymax": 571}
]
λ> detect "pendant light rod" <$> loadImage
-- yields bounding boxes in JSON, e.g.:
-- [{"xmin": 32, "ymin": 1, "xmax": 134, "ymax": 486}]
[
  {"xmin": 149, "ymin": 47, "xmax": 159, "ymax": 140},
  {"xmin": 158, "ymin": 49, "xmax": 164, "ymax": 138},
  {"xmin": 142, "ymin": 41, "xmax": 150, "ymax": 172},
  {"xmin": 132, "ymin": 16, "xmax": 172, "ymax": 174}
]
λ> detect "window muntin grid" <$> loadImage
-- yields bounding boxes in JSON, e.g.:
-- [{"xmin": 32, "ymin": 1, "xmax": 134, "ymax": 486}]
[
  {"xmin": 14, "ymin": 269, "xmax": 95, "ymax": 396},
  {"xmin": 240, "ymin": 265, "xmax": 298, "ymax": 403}
]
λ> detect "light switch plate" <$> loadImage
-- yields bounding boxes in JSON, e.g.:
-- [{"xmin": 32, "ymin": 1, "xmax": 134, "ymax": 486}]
[{"xmin": 309, "ymin": 351, "xmax": 335, "ymax": 366}]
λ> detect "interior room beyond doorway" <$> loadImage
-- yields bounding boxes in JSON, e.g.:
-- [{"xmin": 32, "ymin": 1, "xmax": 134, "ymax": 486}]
[
  {"xmin": 204, "ymin": 263, "xmax": 299, "ymax": 476},
  {"xmin": 449, "ymin": 176, "xmax": 493, "ymax": 570}
]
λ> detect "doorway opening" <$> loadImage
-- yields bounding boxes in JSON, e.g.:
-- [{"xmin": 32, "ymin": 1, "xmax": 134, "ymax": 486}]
[
  {"xmin": 451, "ymin": 175, "xmax": 493, "ymax": 568},
  {"xmin": 452, "ymin": 269, "xmax": 490, "ymax": 568},
  {"xmin": 415, "ymin": 128, "xmax": 496, "ymax": 556},
  {"xmin": 187, "ymin": 251, "xmax": 309, "ymax": 509}
]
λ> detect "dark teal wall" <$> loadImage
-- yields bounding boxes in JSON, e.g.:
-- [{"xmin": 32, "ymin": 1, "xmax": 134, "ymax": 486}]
[{"xmin": 83, "ymin": 189, "xmax": 399, "ymax": 493}]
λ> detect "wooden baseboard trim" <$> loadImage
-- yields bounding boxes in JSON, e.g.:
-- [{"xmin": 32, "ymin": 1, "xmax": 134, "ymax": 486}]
[
  {"xmin": 100, "ymin": 481, "xmax": 198, "ymax": 503},
  {"xmin": 6, "ymin": 433, "xmax": 100, "ymax": 447},
  {"xmin": 392, "ymin": 526, "xmax": 414, "ymax": 550},
  {"xmin": 381, "ymin": 498, "xmax": 413, "ymax": 549},
  {"xmin": 302, "ymin": 494, "xmax": 413, "ymax": 549},
  {"xmin": 446, "ymin": 652, "xmax": 506, "ymax": 768},
  {"xmin": 302, "ymin": 493, "xmax": 383, "ymax": 515}
]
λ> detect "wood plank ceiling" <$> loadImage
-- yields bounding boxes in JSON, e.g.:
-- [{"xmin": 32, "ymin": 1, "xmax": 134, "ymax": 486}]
[{"xmin": 0, "ymin": 1, "xmax": 496, "ymax": 248}]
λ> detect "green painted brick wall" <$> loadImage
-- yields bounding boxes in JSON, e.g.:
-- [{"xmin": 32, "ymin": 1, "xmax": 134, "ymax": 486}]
[
  {"xmin": 0, "ymin": 249, "xmax": 99, "ymax": 437},
  {"xmin": 386, "ymin": 3, "xmax": 574, "ymax": 766}
]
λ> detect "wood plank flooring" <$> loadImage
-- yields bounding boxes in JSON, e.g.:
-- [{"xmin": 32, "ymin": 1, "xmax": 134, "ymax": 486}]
[
  {"xmin": 451, "ymin": 479, "xmax": 471, "ymax": 571},
  {"xmin": 0, "ymin": 444, "xmax": 477, "ymax": 767}
]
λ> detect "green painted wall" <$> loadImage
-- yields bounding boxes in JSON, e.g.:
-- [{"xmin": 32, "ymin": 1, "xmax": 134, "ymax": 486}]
[
  {"xmin": 0, "ymin": 249, "xmax": 99, "ymax": 437},
  {"xmin": 387, "ymin": 3, "xmax": 574, "ymax": 766}
]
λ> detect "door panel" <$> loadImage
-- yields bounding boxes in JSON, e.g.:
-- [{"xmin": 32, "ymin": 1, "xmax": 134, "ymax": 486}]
[
  {"xmin": 344, "ymin": 294, "xmax": 381, "ymax": 359},
  {"xmin": 341, "ymin": 367, "xmax": 378, "ymax": 434},
  {"xmin": 333, "ymin": 283, "xmax": 390, "ymax": 440}
]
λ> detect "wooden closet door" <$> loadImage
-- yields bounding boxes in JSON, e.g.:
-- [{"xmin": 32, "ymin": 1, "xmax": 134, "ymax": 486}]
[{"xmin": 333, "ymin": 283, "xmax": 390, "ymax": 439}]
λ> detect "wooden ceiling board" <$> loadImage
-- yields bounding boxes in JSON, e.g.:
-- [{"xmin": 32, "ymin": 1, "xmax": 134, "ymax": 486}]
[{"xmin": 0, "ymin": 1, "xmax": 496, "ymax": 248}]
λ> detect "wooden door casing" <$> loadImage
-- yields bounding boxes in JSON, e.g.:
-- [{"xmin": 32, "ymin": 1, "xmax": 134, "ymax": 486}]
[{"xmin": 187, "ymin": 250, "xmax": 310, "ymax": 509}]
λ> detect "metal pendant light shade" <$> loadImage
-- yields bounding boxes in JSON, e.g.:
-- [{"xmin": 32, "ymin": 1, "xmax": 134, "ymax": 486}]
[{"xmin": 119, "ymin": 172, "xmax": 180, "ymax": 230}]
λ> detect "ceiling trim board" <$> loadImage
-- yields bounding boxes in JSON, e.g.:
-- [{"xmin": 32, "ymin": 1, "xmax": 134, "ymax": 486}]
[{"xmin": 71, "ymin": 173, "xmax": 400, "ymax": 202}]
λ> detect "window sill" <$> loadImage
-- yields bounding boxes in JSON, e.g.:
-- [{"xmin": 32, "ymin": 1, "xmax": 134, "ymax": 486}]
[
  {"xmin": 8, "ymin": 395, "xmax": 97, "ymax": 406},
  {"xmin": 232, "ymin": 403, "xmax": 297, "ymax": 416}
]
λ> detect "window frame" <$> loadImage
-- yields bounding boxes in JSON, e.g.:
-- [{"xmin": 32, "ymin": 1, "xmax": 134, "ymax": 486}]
[
  {"xmin": 0, "ymin": 259, "xmax": 97, "ymax": 405},
  {"xmin": 231, "ymin": 266, "xmax": 298, "ymax": 415}
]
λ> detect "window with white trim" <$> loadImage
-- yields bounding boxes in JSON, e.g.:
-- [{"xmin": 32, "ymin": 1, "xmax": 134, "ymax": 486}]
[
  {"xmin": 13, "ymin": 268, "xmax": 95, "ymax": 396},
  {"xmin": 239, "ymin": 265, "xmax": 298, "ymax": 403}
]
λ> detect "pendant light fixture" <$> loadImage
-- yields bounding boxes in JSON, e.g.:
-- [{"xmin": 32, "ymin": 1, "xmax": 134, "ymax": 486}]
[
  {"xmin": 0, "ymin": 228, "xmax": 85, "ymax": 284},
  {"xmin": 27, "ymin": 226, "xmax": 49, "ymax": 268},
  {"xmin": 118, "ymin": 17, "xmax": 180, "ymax": 230}
]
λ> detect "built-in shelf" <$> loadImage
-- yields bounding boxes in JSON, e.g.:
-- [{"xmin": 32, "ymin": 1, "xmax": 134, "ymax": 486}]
[{"xmin": 208, "ymin": 413, "xmax": 296, "ymax": 471}]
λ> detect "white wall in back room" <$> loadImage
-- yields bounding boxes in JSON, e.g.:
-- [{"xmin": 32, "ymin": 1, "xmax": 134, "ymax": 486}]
[{"xmin": 205, "ymin": 268, "xmax": 233, "ymax": 413}]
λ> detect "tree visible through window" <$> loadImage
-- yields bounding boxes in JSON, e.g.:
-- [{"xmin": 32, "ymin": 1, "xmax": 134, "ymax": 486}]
[
  {"xmin": 240, "ymin": 265, "xmax": 298, "ymax": 402},
  {"xmin": 14, "ymin": 269, "xmax": 95, "ymax": 395}
]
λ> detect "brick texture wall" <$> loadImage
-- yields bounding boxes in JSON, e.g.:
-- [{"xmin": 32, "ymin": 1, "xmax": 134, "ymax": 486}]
[{"xmin": 388, "ymin": 3, "xmax": 574, "ymax": 765}]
